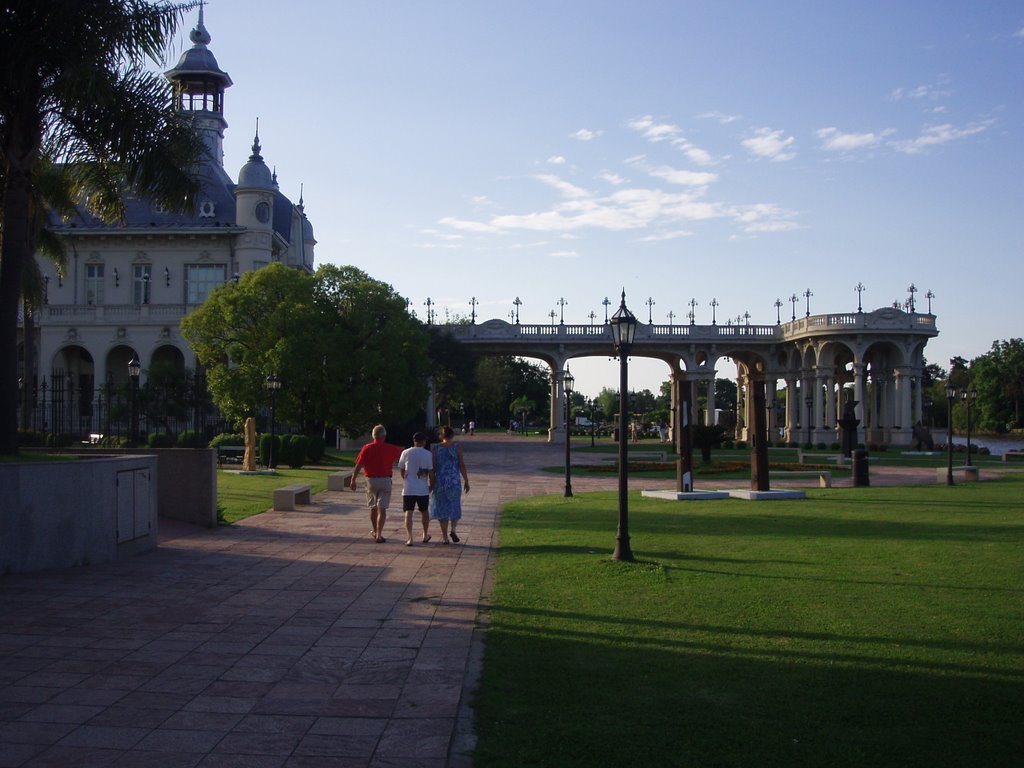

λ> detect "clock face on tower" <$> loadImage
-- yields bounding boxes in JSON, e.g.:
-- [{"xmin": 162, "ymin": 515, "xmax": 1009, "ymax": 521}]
[{"xmin": 255, "ymin": 201, "xmax": 270, "ymax": 223}]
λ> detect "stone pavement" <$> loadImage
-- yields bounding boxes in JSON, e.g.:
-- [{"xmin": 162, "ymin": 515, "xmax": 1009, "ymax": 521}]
[
  {"xmin": 0, "ymin": 435, "xmax": 629, "ymax": 768},
  {"xmin": 0, "ymin": 436, "xmax": 949, "ymax": 767}
]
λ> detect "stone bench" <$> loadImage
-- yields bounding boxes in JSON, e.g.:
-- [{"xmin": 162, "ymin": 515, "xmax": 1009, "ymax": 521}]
[
  {"xmin": 217, "ymin": 445, "xmax": 246, "ymax": 465},
  {"xmin": 936, "ymin": 466, "xmax": 980, "ymax": 482},
  {"xmin": 771, "ymin": 470, "xmax": 832, "ymax": 487},
  {"xmin": 1003, "ymin": 451, "xmax": 1024, "ymax": 463},
  {"xmin": 629, "ymin": 450, "xmax": 668, "ymax": 462},
  {"xmin": 327, "ymin": 470, "xmax": 354, "ymax": 491},
  {"xmin": 273, "ymin": 484, "xmax": 312, "ymax": 510}
]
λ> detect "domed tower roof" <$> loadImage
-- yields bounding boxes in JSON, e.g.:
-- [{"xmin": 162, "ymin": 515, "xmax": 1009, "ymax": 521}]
[
  {"xmin": 164, "ymin": 4, "xmax": 232, "ymax": 88},
  {"xmin": 237, "ymin": 125, "xmax": 274, "ymax": 189}
]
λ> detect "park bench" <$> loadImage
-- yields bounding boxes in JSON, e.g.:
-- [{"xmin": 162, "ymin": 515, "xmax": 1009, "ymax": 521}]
[
  {"xmin": 217, "ymin": 445, "xmax": 246, "ymax": 465},
  {"xmin": 1003, "ymin": 451, "xmax": 1024, "ymax": 463},
  {"xmin": 273, "ymin": 483, "xmax": 312, "ymax": 510},
  {"xmin": 935, "ymin": 466, "xmax": 980, "ymax": 482},
  {"xmin": 327, "ymin": 470, "xmax": 354, "ymax": 491},
  {"xmin": 770, "ymin": 470, "xmax": 832, "ymax": 487},
  {"xmin": 630, "ymin": 450, "xmax": 668, "ymax": 462}
]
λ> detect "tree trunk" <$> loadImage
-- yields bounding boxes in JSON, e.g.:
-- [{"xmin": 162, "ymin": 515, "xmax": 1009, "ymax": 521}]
[{"xmin": 0, "ymin": 165, "xmax": 33, "ymax": 454}]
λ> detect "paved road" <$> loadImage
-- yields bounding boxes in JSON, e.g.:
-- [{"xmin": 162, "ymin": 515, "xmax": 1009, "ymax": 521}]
[{"xmin": 0, "ymin": 436, "xmax": 961, "ymax": 767}]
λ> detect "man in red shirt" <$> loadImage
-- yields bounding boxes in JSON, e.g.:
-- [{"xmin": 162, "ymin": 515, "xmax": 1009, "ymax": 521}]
[{"xmin": 349, "ymin": 425, "xmax": 405, "ymax": 542}]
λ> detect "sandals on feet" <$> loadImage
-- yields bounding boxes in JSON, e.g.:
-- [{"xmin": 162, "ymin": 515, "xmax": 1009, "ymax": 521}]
[{"xmin": 450, "ymin": 531, "xmax": 460, "ymax": 543}]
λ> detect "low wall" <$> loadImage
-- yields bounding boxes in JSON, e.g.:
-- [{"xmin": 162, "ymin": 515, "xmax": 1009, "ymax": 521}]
[
  {"xmin": 0, "ymin": 455, "xmax": 158, "ymax": 575},
  {"xmin": 22, "ymin": 447, "xmax": 218, "ymax": 529}
]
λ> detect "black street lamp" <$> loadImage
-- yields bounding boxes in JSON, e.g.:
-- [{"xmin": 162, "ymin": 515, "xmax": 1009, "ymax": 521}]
[
  {"xmin": 945, "ymin": 382, "xmax": 955, "ymax": 485},
  {"xmin": 563, "ymin": 367, "xmax": 575, "ymax": 498},
  {"xmin": 963, "ymin": 387, "xmax": 977, "ymax": 467},
  {"xmin": 804, "ymin": 393, "xmax": 813, "ymax": 447},
  {"xmin": 589, "ymin": 397, "xmax": 597, "ymax": 448},
  {"xmin": 128, "ymin": 354, "xmax": 141, "ymax": 448},
  {"xmin": 608, "ymin": 291, "xmax": 638, "ymax": 562},
  {"xmin": 266, "ymin": 373, "xmax": 281, "ymax": 469}
]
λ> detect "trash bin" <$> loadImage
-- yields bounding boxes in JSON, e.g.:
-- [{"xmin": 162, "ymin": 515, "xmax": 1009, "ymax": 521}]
[{"xmin": 852, "ymin": 449, "xmax": 869, "ymax": 487}]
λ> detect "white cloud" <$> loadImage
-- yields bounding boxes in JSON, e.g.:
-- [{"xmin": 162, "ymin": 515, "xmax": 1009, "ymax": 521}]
[
  {"xmin": 730, "ymin": 202, "xmax": 801, "ymax": 233},
  {"xmin": 438, "ymin": 216, "xmax": 501, "ymax": 234},
  {"xmin": 598, "ymin": 171, "xmax": 626, "ymax": 185},
  {"xmin": 550, "ymin": 250, "xmax": 578, "ymax": 258},
  {"xmin": 628, "ymin": 115, "xmax": 681, "ymax": 142},
  {"xmin": 419, "ymin": 228, "xmax": 464, "ymax": 241},
  {"xmin": 547, "ymin": 155, "xmax": 566, "ymax": 165},
  {"xmin": 570, "ymin": 128, "xmax": 601, "ymax": 141},
  {"xmin": 891, "ymin": 121, "xmax": 992, "ymax": 154},
  {"xmin": 1015, "ymin": 26, "xmax": 1024, "ymax": 38},
  {"xmin": 816, "ymin": 127, "xmax": 892, "ymax": 151},
  {"xmin": 638, "ymin": 229, "xmax": 694, "ymax": 242},
  {"xmin": 628, "ymin": 115, "xmax": 715, "ymax": 165},
  {"xmin": 647, "ymin": 164, "xmax": 718, "ymax": 187},
  {"xmin": 534, "ymin": 173, "xmax": 590, "ymax": 199},
  {"xmin": 698, "ymin": 110, "xmax": 741, "ymax": 124},
  {"xmin": 889, "ymin": 80, "xmax": 952, "ymax": 103},
  {"xmin": 742, "ymin": 128, "xmax": 796, "ymax": 161}
]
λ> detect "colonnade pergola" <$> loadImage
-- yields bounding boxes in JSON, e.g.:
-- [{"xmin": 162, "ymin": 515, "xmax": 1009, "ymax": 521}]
[{"xmin": 439, "ymin": 305, "xmax": 938, "ymax": 450}]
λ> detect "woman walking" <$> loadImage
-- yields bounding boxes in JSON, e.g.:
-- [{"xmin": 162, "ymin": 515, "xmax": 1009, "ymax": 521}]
[{"xmin": 430, "ymin": 425, "xmax": 470, "ymax": 543}]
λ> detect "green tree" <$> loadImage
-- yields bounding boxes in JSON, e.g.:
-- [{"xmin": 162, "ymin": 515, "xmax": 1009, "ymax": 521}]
[
  {"xmin": 181, "ymin": 263, "xmax": 430, "ymax": 437},
  {"xmin": 181, "ymin": 263, "xmax": 315, "ymax": 426},
  {"xmin": 971, "ymin": 339, "xmax": 1024, "ymax": 432},
  {"xmin": 1, "ymin": 0, "xmax": 204, "ymax": 454}
]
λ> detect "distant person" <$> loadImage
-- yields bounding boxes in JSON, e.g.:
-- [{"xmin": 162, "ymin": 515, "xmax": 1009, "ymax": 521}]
[
  {"xmin": 469, "ymin": 419, "xmax": 476, "ymax": 436},
  {"xmin": 658, "ymin": 419, "xmax": 668, "ymax": 443},
  {"xmin": 430, "ymin": 425, "xmax": 470, "ymax": 544},
  {"xmin": 349, "ymin": 424, "xmax": 404, "ymax": 543},
  {"xmin": 398, "ymin": 432, "xmax": 433, "ymax": 546}
]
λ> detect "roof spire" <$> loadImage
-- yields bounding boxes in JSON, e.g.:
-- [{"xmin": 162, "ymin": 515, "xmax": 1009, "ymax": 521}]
[
  {"xmin": 250, "ymin": 117, "xmax": 262, "ymax": 160},
  {"xmin": 298, "ymin": 183, "xmax": 305, "ymax": 212},
  {"xmin": 190, "ymin": 0, "xmax": 211, "ymax": 46}
]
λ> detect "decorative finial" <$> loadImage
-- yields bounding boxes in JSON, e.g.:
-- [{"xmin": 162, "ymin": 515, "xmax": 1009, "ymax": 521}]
[
  {"xmin": 190, "ymin": 0, "xmax": 211, "ymax": 46},
  {"xmin": 271, "ymin": 166, "xmax": 278, "ymax": 187},
  {"xmin": 250, "ymin": 118, "xmax": 262, "ymax": 160},
  {"xmin": 298, "ymin": 183, "xmax": 305, "ymax": 211}
]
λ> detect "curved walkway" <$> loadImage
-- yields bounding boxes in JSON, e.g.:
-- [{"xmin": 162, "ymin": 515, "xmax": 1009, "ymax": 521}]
[{"xmin": 0, "ymin": 436, "xmax": 961, "ymax": 767}]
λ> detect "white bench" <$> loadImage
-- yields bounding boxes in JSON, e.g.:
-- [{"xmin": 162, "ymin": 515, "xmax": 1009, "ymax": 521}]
[
  {"xmin": 273, "ymin": 484, "xmax": 312, "ymax": 510},
  {"xmin": 771, "ymin": 470, "xmax": 832, "ymax": 488},
  {"xmin": 327, "ymin": 471, "xmax": 354, "ymax": 491},
  {"xmin": 935, "ymin": 466, "xmax": 980, "ymax": 482}
]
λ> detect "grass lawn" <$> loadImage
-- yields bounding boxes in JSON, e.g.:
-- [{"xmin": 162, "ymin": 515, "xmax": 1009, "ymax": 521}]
[
  {"xmin": 473, "ymin": 475, "xmax": 1024, "ymax": 767},
  {"xmin": 216, "ymin": 448, "xmax": 355, "ymax": 524}
]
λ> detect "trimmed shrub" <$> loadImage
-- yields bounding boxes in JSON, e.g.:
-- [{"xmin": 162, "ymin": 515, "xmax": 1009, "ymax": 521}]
[
  {"xmin": 177, "ymin": 430, "xmax": 206, "ymax": 448},
  {"xmin": 287, "ymin": 435, "xmax": 309, "ymax": 468},
  {"xmin": 259, "ymin": 433, "xmax": 280, "ymax": 468},
  {"xmin": 307, "ymin": 434, "xmax": 326, "ymax": 463},
  {"xmin": 209, "ymin": 432, "xmax": 244, "ymax": 449},
  {"xmin": 147, "ymin": 432, "xmax": 174, "ymax": 448}
]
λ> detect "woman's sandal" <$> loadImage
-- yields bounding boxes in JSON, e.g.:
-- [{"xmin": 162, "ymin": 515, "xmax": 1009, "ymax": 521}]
[{"xmin": 450, "ymin": 531, "xmax": 460, "ymax": 543}]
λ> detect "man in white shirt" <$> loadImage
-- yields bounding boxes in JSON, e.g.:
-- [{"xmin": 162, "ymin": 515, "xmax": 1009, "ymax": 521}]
[{"xmin": 398, "ymin": 432, "xmax": 433, "ymax": 546}]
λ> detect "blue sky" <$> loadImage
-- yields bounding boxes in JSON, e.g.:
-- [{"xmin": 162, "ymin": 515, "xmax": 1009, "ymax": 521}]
[{"xmin": 187, "ymin": 1, "xmax": 1023, "ymax": 398}]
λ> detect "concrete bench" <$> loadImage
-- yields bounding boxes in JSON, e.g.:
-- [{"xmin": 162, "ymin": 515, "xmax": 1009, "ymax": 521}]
[
  {"xmin": 1003, "ymin": 451, "xmax": 1024, "ymax": 463},
  {"xmin": 217, "ymin": 445, "xmax": 246, "ymax": 465},
  {"xmin": 630, "ymin": 450, "xmax": 668, "ymax": 462},
  {"xmin": 327, "ymin": 471, "xmax": 354, "ymax": 491},
  {"xmin": 936, "ymin": 466, "xmax": 980, "ymax": 482},
  {"xmin": 273, "ymin": 484, "xmax": 312, "ymax": 510},
  {"xmin": 771, "ymin": 470, "xmax": 832, "ymax": 487}
]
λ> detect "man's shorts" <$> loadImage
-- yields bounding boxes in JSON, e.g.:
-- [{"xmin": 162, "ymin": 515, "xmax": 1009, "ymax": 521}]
[
  {"xmin": 365, "ymin": 477, "xmax": 393, "ymax": 510},
  {"xmin": 402, "ymin": 494, "xmax": 429, "ymax": 513}
]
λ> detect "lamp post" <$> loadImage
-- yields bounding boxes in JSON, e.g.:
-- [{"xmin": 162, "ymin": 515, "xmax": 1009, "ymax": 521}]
[
  {"xmin": 963, "ymin": 387, "xmax": 977, "ymax": 467},
  {"xmin": 266, "ymin": 373, "xmax": 281, "ymax": 469},
  {"xmin": 804, "ymin": 393, "xmax": 813, "ymax": 447},
  {"xmin": 128, "ymin": 354, "xmax": 141, "ymax": 448},
  {"xmin": 563, "ymin": 367, "xmax": 574, "ymax": 497},
  {"xmin": 945, "ymin": 382, "xmax": 955, "ymax": 485},
  {"xmin": 608, "ymin": 291, "xmax": 638, "ymax": 562},
  {"xmin": 590, "ymin": 397, "xmax": 597, "ymax": 448}
]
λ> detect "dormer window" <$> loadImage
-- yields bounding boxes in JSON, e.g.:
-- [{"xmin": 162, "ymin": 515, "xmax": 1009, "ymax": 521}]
[{"xmin": 199, "ymin": 200, "xmax": 216, "ymax": 218}]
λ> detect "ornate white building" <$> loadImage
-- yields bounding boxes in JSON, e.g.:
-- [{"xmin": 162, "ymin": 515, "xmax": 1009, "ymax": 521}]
[{"xmin": 18, "ymin": 8, "xmax": 315, "ymax": 431}]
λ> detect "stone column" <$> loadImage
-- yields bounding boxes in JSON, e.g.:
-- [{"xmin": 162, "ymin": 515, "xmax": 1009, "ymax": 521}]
[
  {"xmin": 548, "ymin": 367, "xmax": 566, "ymax": 444},
  {"xmin": 708, "ymin": 377, "xmax": 718, "ymax": 425},
  {"xmin": 785, "ymin": 377, "xmax": 797, "ymax": 443},
  {"xmin": 853, "ymin": 362, "xmax": 866, "ymax": 424}
]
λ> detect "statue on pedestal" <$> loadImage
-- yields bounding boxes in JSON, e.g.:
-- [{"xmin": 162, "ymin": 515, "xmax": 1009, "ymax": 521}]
[{"xmin": 838, "ymin": 397, "xmax": 860, "ymax": 458}]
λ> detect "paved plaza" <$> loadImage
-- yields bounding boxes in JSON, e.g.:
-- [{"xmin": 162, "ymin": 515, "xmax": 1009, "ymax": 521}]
[{"xmin": 0, "ymin": 436, "xmax": 945, "ymax": 767}]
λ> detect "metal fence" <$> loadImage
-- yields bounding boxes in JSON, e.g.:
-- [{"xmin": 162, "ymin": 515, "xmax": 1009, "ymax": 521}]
[{"xmin": 16, "ymin": 369, "xmax": 230, "ymax": 445}]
